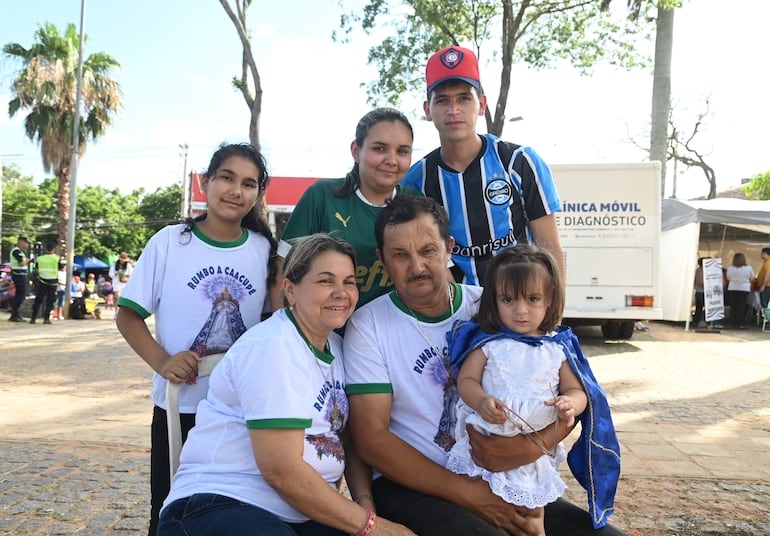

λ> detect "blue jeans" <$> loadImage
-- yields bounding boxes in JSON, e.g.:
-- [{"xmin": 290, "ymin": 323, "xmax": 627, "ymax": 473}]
[{"xmin": 158, "ymin": 494, "xmax": 345, "ymax": 536}]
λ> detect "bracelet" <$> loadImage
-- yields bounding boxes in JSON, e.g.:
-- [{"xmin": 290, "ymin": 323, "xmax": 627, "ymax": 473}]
[
  {"xmin": 357, "ymin": 508, "xmax": 376, "ymax": 536},
  {"xmin": 353, "ymin": 494, "xmax": 374, "ymax": 505}
]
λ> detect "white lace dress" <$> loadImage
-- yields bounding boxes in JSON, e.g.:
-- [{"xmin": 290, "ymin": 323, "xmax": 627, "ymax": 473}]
[{"xmin": 446, "ymin": 336, "xmax": 568, "ymax": 508}]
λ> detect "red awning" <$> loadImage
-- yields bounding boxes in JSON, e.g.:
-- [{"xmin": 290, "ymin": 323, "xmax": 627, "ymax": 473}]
[{"xmin": 265, "ymin": 176, "xmax": 324, "ymax": 206}]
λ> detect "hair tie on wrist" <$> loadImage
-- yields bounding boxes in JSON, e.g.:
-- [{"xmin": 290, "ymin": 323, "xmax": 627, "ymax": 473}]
[
  {"xmin": 357, "ymin": 508, "xmax": 376, "ymax": 536},
  {"xmin": 354, "ymin": 494, "xmax": 373, "ymax": 504}
]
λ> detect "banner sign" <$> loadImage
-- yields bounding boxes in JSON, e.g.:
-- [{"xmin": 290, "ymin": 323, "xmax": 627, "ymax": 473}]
[
  {"xmin": 190, "ymin": 173, "xmax": 208, "ymax": 216},
  {"xmin": 703, "ymin": 257, "xmax": 724, "ymax": 322}
]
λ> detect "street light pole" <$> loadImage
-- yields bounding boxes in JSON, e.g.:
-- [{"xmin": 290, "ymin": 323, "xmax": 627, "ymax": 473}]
[
  {"xmin": 63, "ymin": 0, "xmax": 87, "ymax": 317},
  {"xmin": 179, "ymin": 143, "xmax": 189, "ymax": 219}
]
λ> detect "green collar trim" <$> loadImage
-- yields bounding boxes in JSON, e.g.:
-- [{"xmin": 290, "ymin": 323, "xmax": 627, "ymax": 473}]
[
  {"xmin": 286, "ymin": 308, "xmax": 334, "ymax": 364},
  {"xmin": 192, "ymin": 223, "xmax": 248, "ymax": 248},
  {"xmin": 389, "ymin": 282, "xmax": 462, "ymax": 323}
]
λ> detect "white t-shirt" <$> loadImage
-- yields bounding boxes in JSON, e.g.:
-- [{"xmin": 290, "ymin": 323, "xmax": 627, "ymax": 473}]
[
  {"xmin": 343, "ymin": 283, "xmax": 483, "ymax": 472},
  {"xmin": 726, "ymin": 264, "xmax": 755, "ymax": 292},
  {"xmin": 162, "ymin": 308, "xmax": 348, "ymax": 523},
  {"xmin": 109, "ymin": 259, "xmax": 134, "ymax": 293},
  {"xmin": 119, "ymin": 223, "xmax": 271, "ymax": 412}
]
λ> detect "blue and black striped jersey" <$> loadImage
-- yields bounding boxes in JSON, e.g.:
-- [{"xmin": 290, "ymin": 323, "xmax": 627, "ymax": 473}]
[{"xmin": 402, "ymin": 133, "xmax": 561, "ymax": 285}]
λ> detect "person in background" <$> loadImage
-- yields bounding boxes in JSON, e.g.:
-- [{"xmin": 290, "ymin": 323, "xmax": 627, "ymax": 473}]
[
  {"xmin": 278, "ymin": 107, "xmax": 421, "ymax": 310},
  {"xmin": 29, "ymin": 243, "xmax": 60, "ymax": 325},
  {"xmin": 71, "ymin": 275, "xmax": 85, "ymax": 298},
  {"xmin": 158, "ymin": 234, "xmax": 414, "ymax": 536},
  {"xmin": 110, "ymin": 251, "xmax": 133, "ymax": 316},
  {"xmin": 97, "ymin": 273, "xmax": 114, "ymax": 305},
  {"xmin": 0, "ymin": 270, "xmax": 14, "ymax": 311},
  {"xmin": 725, "ymin": 252, "xmax": 754, "ymax": 329},
  {"xmin": 401, "ymin": 46, "xmax": 563, "ymax": 286},
  {"xmin": 693, "ymin": 257, "xmax": 706, "ymax": 327},
  {"xmin": 117, "ymin": 143, "xmax": 280, "ymax": 536},
  {"xmin": 53, "ymin": 263, "xmax": 67, "ymax": 320},
  {"xmin": 755, "ymin": 247, "xmax": 770, "ymax": 308},
  {"xmin": 84, "ymin": 272, "xmax": 97, "ymax": 298},
  {"xmin": 8, "ymin": 236, "xmax": 31, "ymax": 322}
]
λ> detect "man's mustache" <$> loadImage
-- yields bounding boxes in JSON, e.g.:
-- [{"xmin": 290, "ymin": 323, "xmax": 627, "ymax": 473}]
[{"xmin": 406, "ymin": 274, "xmax": 432, "ymax": 282}]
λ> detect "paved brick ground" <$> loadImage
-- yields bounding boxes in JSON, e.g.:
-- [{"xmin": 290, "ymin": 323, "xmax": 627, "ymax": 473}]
[
  {"xmin": 1, "ymin": 313, "xmax": 769, "ymax": 535},
  {"xmin": 0, "ymin": 440, "xmax": 148, "ymax": 535}
]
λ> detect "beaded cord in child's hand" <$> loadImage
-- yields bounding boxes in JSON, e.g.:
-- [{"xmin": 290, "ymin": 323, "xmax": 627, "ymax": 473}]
[{"xmin": 546, "ymin": 395, "xmax": 577, "ymax": 427}]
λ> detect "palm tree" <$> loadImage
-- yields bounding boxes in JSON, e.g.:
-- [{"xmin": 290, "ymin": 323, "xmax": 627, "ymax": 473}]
[{"xmin": 3, "ymin": 22, "xmax": 121, "ymax": 249}]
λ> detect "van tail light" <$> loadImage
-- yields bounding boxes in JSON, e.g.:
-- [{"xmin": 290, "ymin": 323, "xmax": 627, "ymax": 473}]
[{"xmin": 625, "ymin": 295, "xmax": 654, "ymax": 307}]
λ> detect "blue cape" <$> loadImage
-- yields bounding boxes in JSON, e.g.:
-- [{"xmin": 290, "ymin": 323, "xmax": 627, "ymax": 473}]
[{"xmin": 447, "ymin": 320, "xmax": 621, "ymax": 528}]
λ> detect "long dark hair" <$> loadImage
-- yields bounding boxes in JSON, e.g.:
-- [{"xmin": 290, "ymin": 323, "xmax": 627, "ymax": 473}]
[
  {"xmin": 182, "ymin": 143, "xmax": 279, "ymax": 286},
  {"xmin": 334, "ymin": 108, "xmax": 413, "ymax": 198}
]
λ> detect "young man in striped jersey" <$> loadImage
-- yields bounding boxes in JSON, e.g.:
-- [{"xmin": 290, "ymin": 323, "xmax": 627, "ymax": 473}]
[{"xmin": 402, "ymin": 46, "xmax": 564, "ymax": 286}]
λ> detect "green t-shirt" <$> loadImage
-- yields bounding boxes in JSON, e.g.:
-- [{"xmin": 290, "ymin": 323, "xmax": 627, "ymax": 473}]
[{"xmin": 278, "ymin": 179, "xmax": 422, "ymax": 309}]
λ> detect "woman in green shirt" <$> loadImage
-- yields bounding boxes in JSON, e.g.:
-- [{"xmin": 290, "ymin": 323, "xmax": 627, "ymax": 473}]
[{"xmin": 278, "ymin": 108, "xmax": 421, "ymax": 309}]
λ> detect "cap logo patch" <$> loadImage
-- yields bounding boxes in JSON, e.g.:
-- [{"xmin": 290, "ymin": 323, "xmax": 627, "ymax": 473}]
[{"xmin": 440, "ymin": 49, "xmax": 464, "ymax": 70}]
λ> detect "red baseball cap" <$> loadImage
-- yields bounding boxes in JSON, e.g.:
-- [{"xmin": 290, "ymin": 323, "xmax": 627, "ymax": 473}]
[{"xmin": 426, "ymin": 46, "xmax": 480, "ymax": 93}]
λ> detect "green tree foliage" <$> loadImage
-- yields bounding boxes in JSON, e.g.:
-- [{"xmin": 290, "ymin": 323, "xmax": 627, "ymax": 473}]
[
  {"xmin": 336, "ymin": 0, "xmax": 657, "ymax": 136},
  {"xmin": 1, "ymin": 164, "xmax": 52, "ymax": 258},
  {"xmin": 137, "ymin": 183, "xmax": 183, "ymax": 232},
  {"xmin": 743, "ymin": 170, "xmax": 770, "ymax": 201},
  {"xmin": 3, "ymin": 22, "xmax": 122, "ymax": 249},
  {"xmin": 74, "ymin": 185, "xmax": 146, "ymax": 259},
  {"xmin": 2, "ymin": 163, "xmax": 181, "ymax": 262}
]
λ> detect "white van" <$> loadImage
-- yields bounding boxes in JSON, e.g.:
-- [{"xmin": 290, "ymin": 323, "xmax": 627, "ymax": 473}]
[{"xmin": 552, "ymin": 162, "xmax": 663, "ymax": 339}]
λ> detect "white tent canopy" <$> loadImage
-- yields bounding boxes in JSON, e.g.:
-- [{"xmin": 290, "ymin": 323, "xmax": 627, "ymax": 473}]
[
  {"xmin": 663, "ymin": 198, "xmax": 770, "ymax": 235},
  {"xmin": 661, "ymin": 198, "xmax": 770, "ymax": 322}
]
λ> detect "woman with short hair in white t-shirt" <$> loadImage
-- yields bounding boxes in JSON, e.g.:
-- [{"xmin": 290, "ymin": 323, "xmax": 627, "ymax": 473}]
[{"xmin": 158, "ymin": 234, "xmax": 414, "ymax": 536}]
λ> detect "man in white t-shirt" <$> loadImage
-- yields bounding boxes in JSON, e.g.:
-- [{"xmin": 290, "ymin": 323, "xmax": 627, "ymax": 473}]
[{"xmin": 343, "ymin": 195, "xmax": 625, "ymax": 536}]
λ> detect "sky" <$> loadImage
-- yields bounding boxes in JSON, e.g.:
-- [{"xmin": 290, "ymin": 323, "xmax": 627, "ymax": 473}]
[{"xmin": 1, "ymin": 0, "xmax": 768, "ymax": 203}]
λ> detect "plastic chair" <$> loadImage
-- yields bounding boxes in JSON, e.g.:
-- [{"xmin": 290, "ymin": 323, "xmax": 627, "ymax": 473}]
[
  {"xmin": 762, "ymin": 307, "xmax": 770, "ymax": 332},
  {"xmin": 166, "ymin": 352, "xmax": 226, "ymax": 480}
]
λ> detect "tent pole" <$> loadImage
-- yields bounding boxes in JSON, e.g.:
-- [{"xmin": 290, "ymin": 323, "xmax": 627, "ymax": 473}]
[{"xmin": 718, "ymin": 225, "xmax": 727, "ymax": 259}]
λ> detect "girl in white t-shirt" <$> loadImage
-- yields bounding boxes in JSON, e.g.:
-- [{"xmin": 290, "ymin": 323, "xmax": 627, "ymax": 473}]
[
  {"xmin": 446, "ymin": 245, "xmax": 587, "ymax": 536},
  {"xmin": 116, "ymin": 143, "xmax": 281, "ymax": 536}
]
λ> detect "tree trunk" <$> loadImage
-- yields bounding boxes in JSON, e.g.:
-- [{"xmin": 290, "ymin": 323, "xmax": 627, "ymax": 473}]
[
  {"xmin": 219, "ymin": 0, "xmax": 262, "ymax": 151},
  {"xmin": 650, "ymin": 5, "xmax": 674, "ymax": 198},
  {"xmin": 489, "ymin": 0, "xmax": 516, "ymax": 137},
  {"xmin": 249, "ymin": 91, "xmax": 261, "ymax": 151}
]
